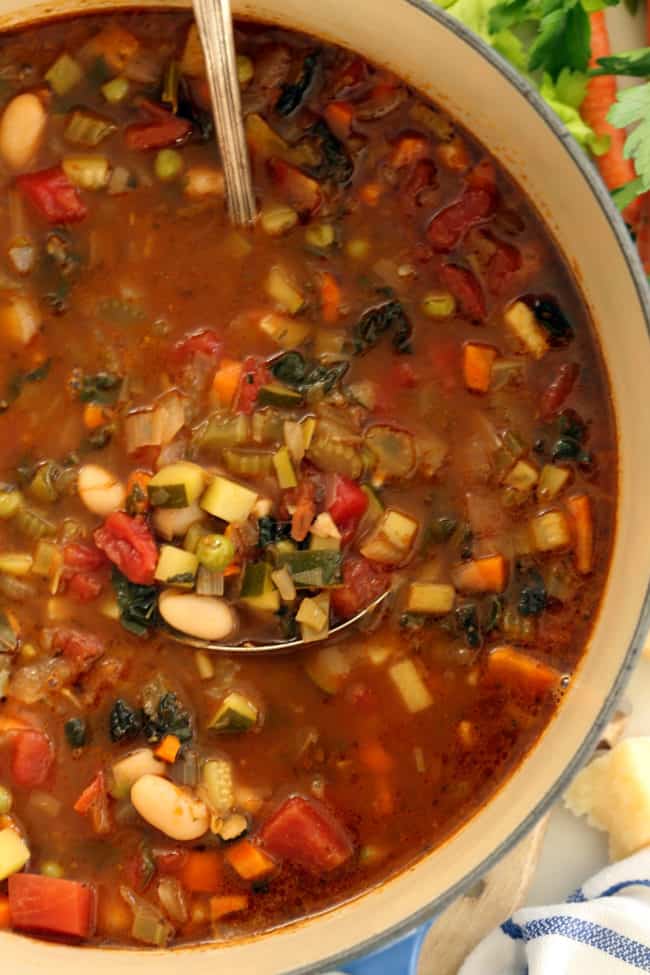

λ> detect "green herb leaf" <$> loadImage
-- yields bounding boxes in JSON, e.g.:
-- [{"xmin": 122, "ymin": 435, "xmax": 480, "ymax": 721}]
[
  {"xmin": 612, "ymin": 175, "xmax": 645, "ymax": 211},
  {"xmin": 529, "ymin": 0, "xmax": 590, "ymax": 78},
  {"xmin": 609, "ymin": 81, "xmax": 650, "ymax": 191},
  {"xmin": 540, "ymin": 69, "xmax": 610, "ymax": 154},
  {"xmin": 77, "ymin": 371, "xmax": 123, "ymax": 405},
  {"xmin": 591, "ymin": 47, "xmax": 650, "ymax": 77}
]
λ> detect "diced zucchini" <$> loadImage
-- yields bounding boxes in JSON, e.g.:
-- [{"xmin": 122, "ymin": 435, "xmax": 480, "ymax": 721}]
[
  {"xmin": 101, "ymin": 75, "xmax": 129, "ymax": 103},
  {"xmin": 365, "ymin": 426, "xmax": 416, "ymax": 482},
  {"xmin": 504, "ymin": 459, "xmax": 539, "ymax": 493},
  {"xmin": 260, "ymin": 312, "xmax": 311, "ymax": 349},
  {"xmin": 300, "ymin": 593, "xmax": 330, "ymax": 643},
  {"xmin": 110, "ymin": 748, "xmax": 165, "ymax": 799},
  {"xmin": 223, "ymin": 448, "xmax": 274, "ymax": 478},
  {"xmin": 202, "ymin": 758, "xmax": 234, "ymax": 816},
  {"xmin": 62, "ymin": 154, "xmax": 110, "ymax": 190},
  {"xmin": 406, "ymin": 582, "xmax": 455, "ymax": 615},
  {"xmin": 45, "ymin": 53, "xmax": 83, "ymax": 95},
  {"xmin": 154, "ymin": 545, "xmax": 198, "ymax": 588},
  {"xmin": 0, "ymin": 826, "xmax": 30, "ymax": 881},
  {"xmin": 257, "ymin": 383, "xmax": 303, "ymax": 408},
  {"xmin": 503, "ymin": 301, "xmax": 549, "ymax": 359},
  {"xmin": 388, "ymin": 659, "xmax": 433, "ymax": 713},
  {"xmin": 240, "ymin": 563, "xmax": 280, "ymax": 612},
  {"xmin": 201, "ymin": 476, "xmax": 257, "ymax": 524},
  {"xmin": 208, "ymin": 691, "xmax": 259, "ymax": 733},
  {"xmin": 537, "ymin": 464, "xmax": 570, "ymax": 501},
  {"xmin": 198, "ymin": 413, "xmax": 250, "ymax": 451},
  {"xmin": 148, "ymin": 462, "xmax": 205, "ymax": 508},
  {"xmin": 277, "ymin": 550, "xmax": 343, "ymax": 588},
  {"xmin": 530, "ymin": 510, "xmax": 571, "ymax": 552},
  {"xmin": 266, "ymin": 266, "xmax": 304, "ymax": 314},
  {"xmin": 296, "ymin": 595, "xmax": 329, "ymax": 631},
  {"xmin": 272, "ymin": 446, "xmax": 297, "ymax": 489},
  {"xmin": 360, "ymin": 508, "xmax": 418, "ymax": 564}
]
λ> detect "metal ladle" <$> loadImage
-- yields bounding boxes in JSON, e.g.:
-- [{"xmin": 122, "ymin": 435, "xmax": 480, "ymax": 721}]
[
  {"xmin": 192, "ymin": 0, "xmax": 256, "ymax": 225},
  {"xmin": 166, "ymin": 590, "xmax": 392, "ymax": 654}
]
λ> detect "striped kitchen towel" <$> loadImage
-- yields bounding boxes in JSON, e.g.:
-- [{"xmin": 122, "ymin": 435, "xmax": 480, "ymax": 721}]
[{"xmin": 460, "ymin": 849, "xmax": 650, "ymax": 974}]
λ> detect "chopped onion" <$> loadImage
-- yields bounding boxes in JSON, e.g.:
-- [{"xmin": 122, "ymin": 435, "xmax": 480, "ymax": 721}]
[
  {"xmin": 283, "ymin": 420, "xmax": 305, "ymax": 464},
  {"xmin": 196, "ymin": 566, "xmax": 224, "ymax": 596},
  {"xmin": 271, "ymin": 566, "xmax": 296, "ymax": 602},
  {"xmin": 125, "ymin": 392, "xmax": 186, "ymax": 453},
  {"xmin": 120, "ymin": 886, "xmax": 174, "ymax": 947},
  {"xmin": 157, "ymin": 877, "xmax": 188, "ymax": 924}
]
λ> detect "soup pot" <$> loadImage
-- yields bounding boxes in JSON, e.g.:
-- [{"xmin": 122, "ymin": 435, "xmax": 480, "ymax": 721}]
[{"xmin": 1, "ymin": 0, "xmax": 649, "ymax": 971}]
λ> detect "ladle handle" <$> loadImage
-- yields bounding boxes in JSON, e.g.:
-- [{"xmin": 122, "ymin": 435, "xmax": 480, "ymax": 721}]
[{"xmin": 193, "ymin": 0, "xmax": 256, "ymax": 225}]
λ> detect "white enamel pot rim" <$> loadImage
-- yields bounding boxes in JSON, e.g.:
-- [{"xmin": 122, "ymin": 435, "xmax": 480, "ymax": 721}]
[{"xmin": 1, "ymin": 1, "xmax": 650, "ymax": 972}]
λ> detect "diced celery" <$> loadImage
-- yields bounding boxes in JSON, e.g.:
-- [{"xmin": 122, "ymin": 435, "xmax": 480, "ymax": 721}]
[
  {"xmin": 265, "ymin": 266, "xmax": 304, "ymax": 314},
  {"xmin": 537, "ymin": 464, "xmax": 570, "ymax": 502},
  {"xmin": 252, "ymin": 408, "xmax": 284, "ymax": 445},
  {"xmin": 307, "ymin": 436, "xmax": 362, "ymax": 479},
  {"xmin": 201, "ymin": 476, "xmax": 257, "ymax": 524},
  {"xmin": 198, "ymin": 413, "xmax": 250, "ymax": 451},
  {"xmin": 271, "ymin": 566, "xmax": 296, "ymax": 602},
  {"xmin": 208, "ymin": 692, "xmax": 258, "ymax": 734},
  {"xmin": 0, "ymin": 826, "xmax": 30, "ymax": 881},
  {"xmin": 388, "ymin": 659, "xmax": 433, "ymax": 713},
  {"xmin": 154, "ymin": 545, "xmax": 198, "ymax": 588},
  {"xmin": 530, "ymin": 510, "xmax": 571, "ymax": 552},
  {"xmin": 273, "ymin": 446, "xmax": 297, "ymax": 489},
  {"xmin": 46, "ymin": 53, "xmax": 83, "ymax": 95},
  {"xmin": 406, "ymin": 582, "xmax": 455, "ymax": 615},
  {"xmin": 101, "ymin": 75, "xmax": 129, "ymax": 103},
  {"xmin": 259, "ymin": 312, "xmax": 311, "ymax": 349},
  {"xmin": 62, "ymin": 154, "xmax": 110, "ymax": 190},
  {"xmin": 223, "ymin": 448, "xmax": 274, "ymax": 478},
  {"xmin": 64, "ymin": 109, "xmax": 117, "ymax": 147},
  {"xmin": 202, "ymin": 758, "xmax": 234, "ymax": 816}
]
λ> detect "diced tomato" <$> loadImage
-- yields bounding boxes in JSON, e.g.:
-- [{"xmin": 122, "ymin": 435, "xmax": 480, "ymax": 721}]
[
  {"xmin": 51, "ymin": 627, "xmax": 105, "ymax": 667},
  {"xmin": 267, "ymin": 158, "xmax": 321, "ymax": 216},
  {"xmin": 124, "ymin": 99, "xmax": 192, "ymax": 151},
  {"xmin": 331, "ymin": 557, "xmax": 388, "ymax": 619},
  {"xmin": 391, "ymin": 360, "xmax": 419, "ymax": 388},
  {"xmin": 235, "ymin": 356, "xmax": 272, "ymax": 415},
  {"xmin": 66, "ymin": 571, "xmax": 106, "ymax": 601},
  {"xmin": 438, "ymin": 263, "xmax": 486, "ymax": 321},
  {"xmin": 94, "ymin": 512, "xmax": 158, "ymax": 585},
  {"xmin": 63, "ymin": 543, "xmax": 107, "ymax": 572},
  {"xmin": 11, "ymin": 730, "xmax": 54, "ymax": 788},
  {"xmin": 16, "ymin": 166, "xmax": 87, "ymax": 224},
  {"xmin": 171, "ymin": 329, "xmax": 223, "ymax": 365},
  {"xmin": 486, "ymin": 238, "xmax": 522, "ymax": 294},
  {"xmin": 428, "ymin": 188, "xmax": 495, "ymax": 252},
  {"xmin": 428, "ymin": 338, "xmax": 460, "ymax": 392},
  {"xmin": 539, "ymin": 362, "xmax": 580, "ymax": 420},
  {"xmin": 8, "ymin": 874, "xmax": 95, "ymax": 939},
  {"xmin": 327, "ymin": 476, "xmax": 368, "ymax": 533},
  {"xmin": 259, "ymin": 796, "xmax": 353, "ymax": 873}
]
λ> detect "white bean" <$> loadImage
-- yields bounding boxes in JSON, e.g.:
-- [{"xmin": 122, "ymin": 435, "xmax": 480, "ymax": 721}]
[
  {"xmin": 110, "ymin": 748, "xmax": 166, "ymax": 798},
  {"xmin": 77, "ymin": 464, "xmax": 126, "ymax": 517},
  {"xmin": 131, "ymin": 774, "xmax": 209, "ymax": 841},
  {"xmin": 158, "ymin": 589, "xmax": 237, "ymax": 641},
  {"xmin": 153, "ymin": 500, "xmax": 202, "ymax": 541},
  {"xmin": 0, "ymin": 93, "xmax": 47, "ymax": 171}
]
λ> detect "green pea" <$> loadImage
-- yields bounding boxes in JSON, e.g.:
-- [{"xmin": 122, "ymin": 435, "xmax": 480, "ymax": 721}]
[
  {"xmin": 0, "ymin": 784, "xmax": 13, "ymax": 815},
  {"xmin": 155, "ymin": 148, "xmax": 183, "ymax": 183},
  {"xmin": 196, "ymin": 533, "xmax": 235, "ymax": 573},
  {"xmin": 41, "ymin": 860, "xmax": 64, "ymax": 879}
]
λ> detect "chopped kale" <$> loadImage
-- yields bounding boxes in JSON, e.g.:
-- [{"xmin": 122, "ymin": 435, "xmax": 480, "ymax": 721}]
[
  {"xmin": 109, "ymin": 698, "xmax": 143, "ymax": 742},
  {"xmin": 77, "ymin": 371, "xmax": 123, "ymax": 405},
  {"xmin": 276, "ymin": 51, "xmax": 319, "ymax": 116},
  {"xmin": 65, "ymin": 717, "xmax": 88, "ymax": 748},
  {"xmin": 456, "ymin": 604, "xmax": 482, "ymax": 649},
  {"xmin": 144, "ymin": 691, "xmax": 193, "ymax": 745},
  {"xmin": 353, "ymin": 300, "xmax": 413, "ymax": 355},
  {"xmin": 112, "ymin": 568, "xmax": 159, "ymax": 637},
  {"xmin": 270, "ymin": 351, "xmax": 349, "ymax": 394},
  {"xmin": 1, "ymin": 358, "xmax": 52, "ymax": 412},
  {"xmin": 527, "ymin": 295, "xmax": 574, "ymax": 346},
  {"xmin": 258, "ymin": 516, "xmax": 292, "ymax": 548},
  {"xmin": 518, "ymin": 569, "xmax": 548, "ymax": 616},
  {"xmin": 308, "ymin": 118, "xmax": 354, "ymax": 184}
]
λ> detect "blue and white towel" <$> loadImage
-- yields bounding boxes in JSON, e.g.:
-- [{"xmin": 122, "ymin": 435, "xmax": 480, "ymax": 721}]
[{"xmin": 460, "ymin": 849, "xmax": 650, "ymax": 974}]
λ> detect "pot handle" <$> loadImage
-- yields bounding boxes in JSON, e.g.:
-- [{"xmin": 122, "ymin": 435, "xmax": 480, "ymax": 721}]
[{"xmin": 336, "ymin": 921, "xmax": 432, "ymax": 975}]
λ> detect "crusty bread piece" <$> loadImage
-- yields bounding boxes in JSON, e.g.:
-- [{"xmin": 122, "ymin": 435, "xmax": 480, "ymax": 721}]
[{"xmin": 564, "ymin": 737, "xmax": 650, "ymax": 861}]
